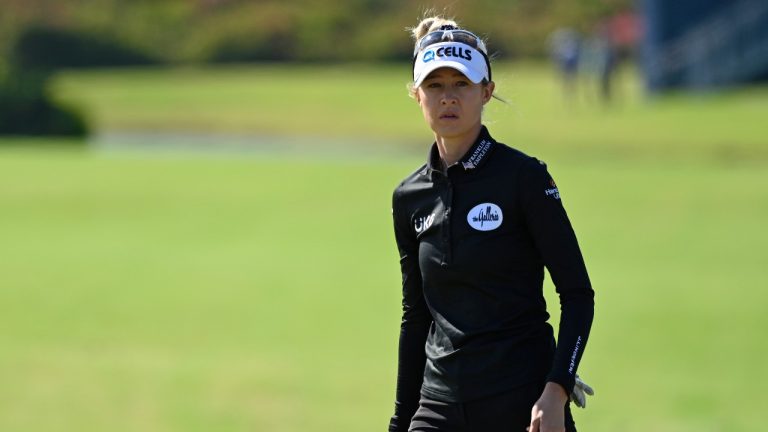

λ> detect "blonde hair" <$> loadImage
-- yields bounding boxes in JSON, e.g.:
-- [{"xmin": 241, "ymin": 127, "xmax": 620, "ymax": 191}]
[{"xmin": 410, "ymin": 16, "xmax": 460, "ymax": 44}]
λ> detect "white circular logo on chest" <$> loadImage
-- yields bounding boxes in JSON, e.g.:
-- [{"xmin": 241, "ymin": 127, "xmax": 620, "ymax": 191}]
[{"xmin": 467, "ymin": 203, "xmax": 503, "ymax": 231}]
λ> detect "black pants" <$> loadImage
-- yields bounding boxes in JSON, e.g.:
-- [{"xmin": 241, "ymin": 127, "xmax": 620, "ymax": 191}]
[{"xmin": 408, "ymin": 381, "xmax": 577, "ymax": 432}]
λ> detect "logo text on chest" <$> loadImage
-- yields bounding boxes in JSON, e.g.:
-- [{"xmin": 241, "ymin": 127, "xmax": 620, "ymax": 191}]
[{"xmin": 467, "ymin": 203, "xmax": 503, "ymax": 231}]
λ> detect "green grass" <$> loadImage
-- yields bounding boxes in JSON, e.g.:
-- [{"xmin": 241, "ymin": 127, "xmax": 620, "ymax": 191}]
[
  {"xmin": 52, "ymin": 63, "xmax": 768, "ymax": 160},
  {"xmin": 0, "ymin": 147, "xmax": 406, "ymax": 431},
  {"xmin": 1, "ymin": 64, "xmax": 766, "ymax": 431}
]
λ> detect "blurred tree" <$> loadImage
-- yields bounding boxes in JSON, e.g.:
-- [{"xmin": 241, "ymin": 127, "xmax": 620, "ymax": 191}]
[
  {"xmin": 0, "ymin": 0, "xmax": 634, "ymax": 64},
  {"xmin": 184, "ymin": 2, "xmax": 301, "ymax": 62}
]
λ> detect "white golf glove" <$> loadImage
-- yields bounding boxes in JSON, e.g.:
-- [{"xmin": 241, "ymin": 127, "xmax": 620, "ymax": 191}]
[{"xmin": 570, "ymin": 374, "xmax": 594, "ymax": 408}]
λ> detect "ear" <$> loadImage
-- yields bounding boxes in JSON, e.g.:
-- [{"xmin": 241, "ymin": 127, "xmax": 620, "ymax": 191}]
[{"xmin": 482, "ymin": 81, "xmax": 495, "ymax": 104}]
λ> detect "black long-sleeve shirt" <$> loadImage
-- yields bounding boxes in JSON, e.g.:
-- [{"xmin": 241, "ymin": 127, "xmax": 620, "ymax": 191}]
[{"xmin": 389, "ymin": 126, "xmax": 594, "ymax": 432}]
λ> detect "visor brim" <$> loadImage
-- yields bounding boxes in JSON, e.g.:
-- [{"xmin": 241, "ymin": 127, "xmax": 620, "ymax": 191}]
[{"xmin": 413, "ymin": 60, "xmax": 487, "ymax": 88}]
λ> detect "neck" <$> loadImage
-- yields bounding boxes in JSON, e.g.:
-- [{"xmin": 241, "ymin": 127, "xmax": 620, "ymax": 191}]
[{"xmin": 435, "ymin": 123, "xmax": 483, "ymax": 168}]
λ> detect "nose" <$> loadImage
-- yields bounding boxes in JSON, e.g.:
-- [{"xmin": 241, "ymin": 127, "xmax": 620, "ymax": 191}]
[{"xmin": 441, "ymin": 89, "xmax": 458, "ymax": 105}]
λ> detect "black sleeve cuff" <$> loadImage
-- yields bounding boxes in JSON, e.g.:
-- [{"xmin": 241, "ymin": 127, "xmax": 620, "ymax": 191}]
[{"xmin": 546, "ymin": 371, "xmax": 576, "ymax": 396}]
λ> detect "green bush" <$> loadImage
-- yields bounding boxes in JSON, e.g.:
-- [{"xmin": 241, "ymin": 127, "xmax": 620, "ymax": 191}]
[
  {"xmin": 0, "ymin": 26, "xmax": 107, "ymax": 137},
  {"xmin": 0, "ymin": 67, "xmax": 89, "ymax": 137},
  {"xmin": 12, "ymin": 26, "xmax": 157, "ymax": 70}
]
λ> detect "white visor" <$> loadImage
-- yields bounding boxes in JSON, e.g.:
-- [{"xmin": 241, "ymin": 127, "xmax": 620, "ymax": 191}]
[{"xmin": 413, "ymin": 42, "xmax": 489, "ymax": 88}]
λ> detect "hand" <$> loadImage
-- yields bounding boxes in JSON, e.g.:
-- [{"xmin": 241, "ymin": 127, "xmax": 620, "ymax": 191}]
[
  {"xmin": 527, "ymin": 382, "xmax": 568, "ymax": 432},
  {"xmin": 570, "ymin": 374, "xmax": 594, "ymax": 409}
]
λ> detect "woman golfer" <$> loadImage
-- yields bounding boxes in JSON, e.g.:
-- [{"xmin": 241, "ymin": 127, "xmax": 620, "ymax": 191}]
[{"xmin": 389, "ymin": 16, "xmax": 595, "ymax": 432}]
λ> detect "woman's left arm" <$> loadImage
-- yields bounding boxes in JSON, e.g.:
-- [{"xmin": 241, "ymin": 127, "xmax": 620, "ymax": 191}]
[{"xmin": 518, "ymin": 158, "xmax": 595, "ymax": 429}]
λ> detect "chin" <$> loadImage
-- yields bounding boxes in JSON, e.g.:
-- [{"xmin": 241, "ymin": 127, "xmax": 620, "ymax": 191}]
[{"xmin": 430, "ymin": 122, "xmax": 473, "ymax": 139}]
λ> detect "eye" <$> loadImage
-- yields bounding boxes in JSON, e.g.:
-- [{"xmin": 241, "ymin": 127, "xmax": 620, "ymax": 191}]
[
  {"xmin": 426, "ymin": 82, "xmax": 442, "ymax": 89},
  {"xmin": 455, "ymin": 80, "xmax": 469, "ymax": 87}
]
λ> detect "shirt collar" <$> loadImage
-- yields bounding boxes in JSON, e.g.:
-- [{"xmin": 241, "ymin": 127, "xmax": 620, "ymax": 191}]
[{"xmin": 426, "ymin": 125, "xmax": 497, "ymax": 176}]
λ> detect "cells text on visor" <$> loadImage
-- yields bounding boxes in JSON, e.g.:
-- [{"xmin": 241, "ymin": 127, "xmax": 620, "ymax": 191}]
[
  {"xmin": 422, "ymin": 46, "xmax": 473, "ymax": 63},
  {"xmin": 436, "ymin": 46, "xmax": 472, "ymax": 61}
]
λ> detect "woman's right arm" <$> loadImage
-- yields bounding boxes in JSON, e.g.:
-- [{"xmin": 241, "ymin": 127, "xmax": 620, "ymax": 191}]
[{"xmin": 389, "ymin": 189, "xmax": 432, "ymax": 432}]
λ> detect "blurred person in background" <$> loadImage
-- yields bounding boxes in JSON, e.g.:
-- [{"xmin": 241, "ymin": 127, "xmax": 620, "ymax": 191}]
[
  {"xmin": 389, "ymin": 15, "xmax": 595, "ymax": 432},
  {"xmin": 548, "ymin": 28, "xmax": 582, "ymax": 104},
  {"xmin": 582, "ymin": 21, "xmax": 617, "ymax": 104}
]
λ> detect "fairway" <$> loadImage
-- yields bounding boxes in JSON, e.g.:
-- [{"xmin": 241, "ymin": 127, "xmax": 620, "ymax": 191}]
[
  {"xmin": 2, "ymin": 63, "xmax": 767, "ymax": 431},
  {"xmin": 52, "ymin": 63, "xmax": 768, "ymax": 161}
]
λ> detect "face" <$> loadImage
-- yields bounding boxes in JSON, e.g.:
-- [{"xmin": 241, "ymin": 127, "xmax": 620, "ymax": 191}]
[{"xmin": 415, "ymin": 67, "xmax": 494, "ymax": 141}]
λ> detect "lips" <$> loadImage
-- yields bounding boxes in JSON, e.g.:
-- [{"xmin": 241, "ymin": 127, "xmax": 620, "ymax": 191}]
[{"xmin": 440, "ymin": 112, "xmax": 459, "ymax": 120}]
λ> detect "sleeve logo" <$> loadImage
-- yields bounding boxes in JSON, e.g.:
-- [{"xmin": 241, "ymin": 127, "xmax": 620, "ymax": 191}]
[
  {"xmin": 414, "ymin": 213, "xmax": 435, "ymax": 234},
  {"xmin": 467, "ymin": 203, "xmax": 503, "ymax": 231},
  {"xmin": 545, "ymin": 178, "xmax": 560, "ymax": 200}
]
